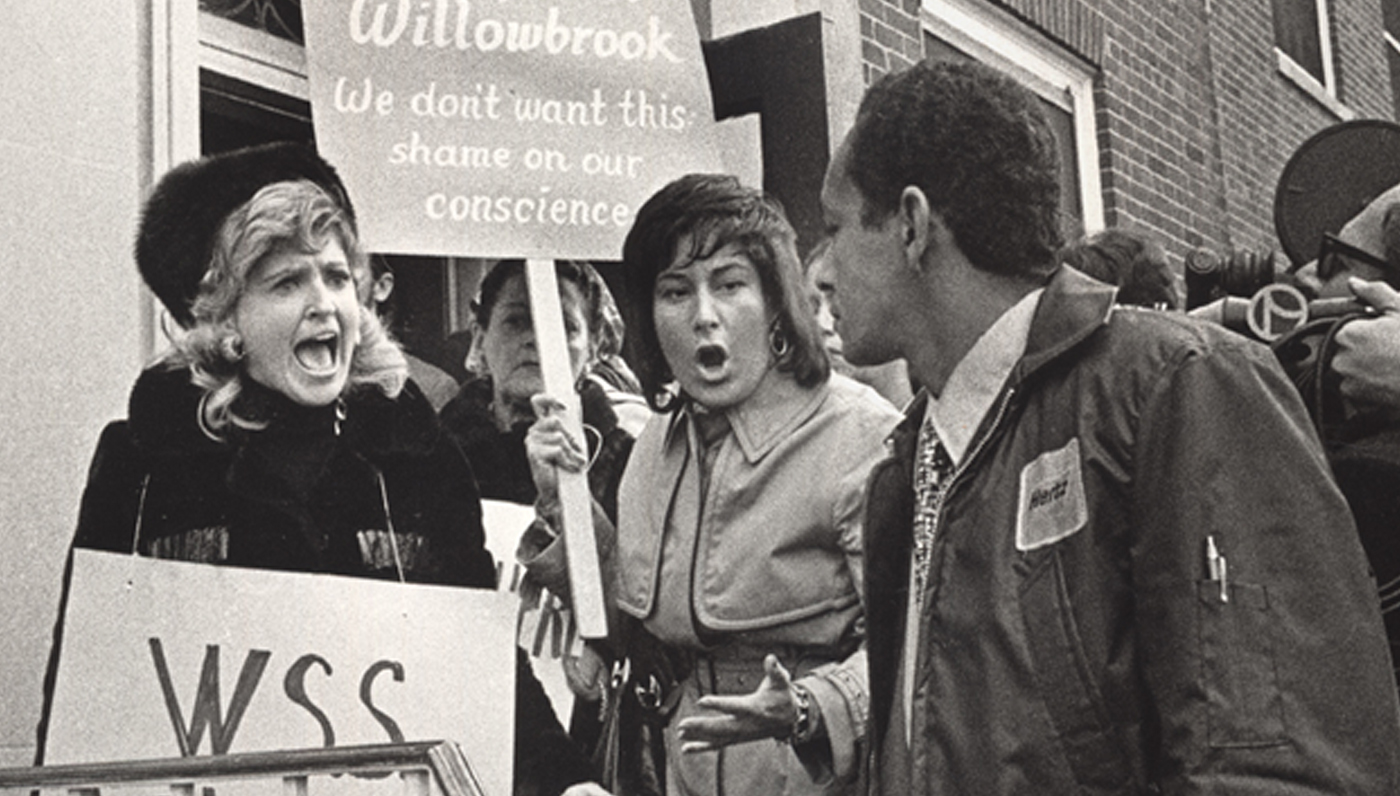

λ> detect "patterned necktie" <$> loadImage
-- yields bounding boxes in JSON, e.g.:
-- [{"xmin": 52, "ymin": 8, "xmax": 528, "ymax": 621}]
[{"xmin": 911, "ymin": 411, "xmax": 954, "ymax": 599}]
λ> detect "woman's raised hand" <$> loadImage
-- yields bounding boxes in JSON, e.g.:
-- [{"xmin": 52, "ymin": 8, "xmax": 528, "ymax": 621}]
[{"xmin": 525, "ymin": 393, "xmax": 588, "ymax": 511}]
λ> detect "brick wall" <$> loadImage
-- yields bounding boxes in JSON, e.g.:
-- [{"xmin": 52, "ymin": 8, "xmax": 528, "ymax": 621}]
[
  {"xmin": 858, "ymin": 0, "xmax": 922, "ymax": 83},
  {"xmin": 854, "ymin": 0, "xmax": 1397, "ymax": 268},
  {"xmin": 1335, "ymin": 0, "xmax": 1393, "ymax": 115},
  {"xmin": 1094, "ymin": 0, "xmax": 1222, "ymax": 251}
]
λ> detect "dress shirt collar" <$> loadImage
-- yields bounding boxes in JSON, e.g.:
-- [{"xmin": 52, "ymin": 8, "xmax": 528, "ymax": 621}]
[{"xmin": 927, "ymin": 288, "xmax": 1044, "ymax": 465}]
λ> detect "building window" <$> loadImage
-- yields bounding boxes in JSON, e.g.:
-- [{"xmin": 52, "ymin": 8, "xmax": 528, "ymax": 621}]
[
  {"xmin": 1272, "ymin": 0, "xmax": 1335, "ymax": 94},
  {"xmin": 198, "ymin": 11, "xmax": 311, "ymax": 152},
  {"xmin": 200, "ymin": 0, "xmax": 304, "ymax": 46},
  {"xmin": 1384, "ymin": 0, "xmax": 1400, "ymax": 115},
  {"xmin": 921, "ymin": 0, "xmax": 1104, "ymax": 239}
]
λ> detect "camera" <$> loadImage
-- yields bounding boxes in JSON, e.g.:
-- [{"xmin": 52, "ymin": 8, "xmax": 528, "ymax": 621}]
[
  {"xmin": 1184, "ymin": 246, "xmax": 1279, "ymax": 311},
  {"xmin": 1185, "ymin": 245, "xmax": 1364, "ymax": 344}
]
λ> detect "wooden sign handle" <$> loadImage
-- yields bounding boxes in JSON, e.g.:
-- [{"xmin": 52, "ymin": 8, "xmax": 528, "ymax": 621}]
[{"xmin": 523, "ymin": 259, "xmax": 608, "ymax": 639}]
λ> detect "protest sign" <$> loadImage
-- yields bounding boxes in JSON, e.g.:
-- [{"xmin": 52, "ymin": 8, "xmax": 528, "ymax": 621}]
[
  {"xmin": 302, "ymin": 0, "xmax": 724, "ymax": 260},
  {"xmin": 304, "ymin": 0, "xmax": 724, "ymax": 641},
  {"xmin": 481, "ymin": 500, "xmax": 578, "ymax": 724},
  {"xmin": 44, "ymin": 550, "xmax": 516, "ymax": 796}
]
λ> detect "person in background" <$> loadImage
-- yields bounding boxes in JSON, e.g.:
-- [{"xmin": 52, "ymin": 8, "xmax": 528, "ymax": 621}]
[
  {"xmin": 815, "ymin": 58, "xmax": 1400, "ymax": 794},
  {"xmin": 359, "ymin": 254, "xmax": 460, "ymax": 411},
  {"xmin": 1283, "ymin": 182, "xmax": 1400, "ymax": 689},
  {"xmin": 803, "ymin": 238, "xmax": 913, "ymax": 408},
  {"xmin": 1289, "ymin": 182, "xmax": 1400, "ymax": 411},
  {"xmin": 1058, "ymin": 227, "xmax": 1183, "ymax": 310},
  {"xmin": 36, "ymin": 142, "xmax": 599, "ymax": 796},
  {"xmin": 527, "ymin": 174, "xmax": 901, "ymax": 796},
  {"xmin": 439, "ymin": 259, "xmax": 643, "ymax": 518},
  {"xmin": 437, "ymin": 259, "xmax": 647, "ymax": 766}
]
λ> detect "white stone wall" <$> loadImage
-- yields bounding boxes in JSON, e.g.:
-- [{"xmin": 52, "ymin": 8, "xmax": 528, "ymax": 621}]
[{"xmin": 0, "ymin": 0, "xmax": 146, "ymax": 766}]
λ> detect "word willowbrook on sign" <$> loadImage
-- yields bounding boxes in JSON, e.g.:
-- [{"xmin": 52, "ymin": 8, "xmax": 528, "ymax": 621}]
[{"xmin": 305, "ymin": 0, "xmax": 724, "ymax": 260}]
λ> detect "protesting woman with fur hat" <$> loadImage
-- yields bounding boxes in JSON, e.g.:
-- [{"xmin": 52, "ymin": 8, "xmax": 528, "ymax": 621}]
[{"xmin": 36, "ymin": 142, "xmax": 599, "ymax": 796}]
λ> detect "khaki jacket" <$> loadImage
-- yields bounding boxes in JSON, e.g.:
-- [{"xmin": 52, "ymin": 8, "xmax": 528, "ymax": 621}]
[
  {"xmin": 617, "ymin": 372, "xmax": 900, "ymax": 785},
  {"xmin": 616, "ymin": 373, "xmax": 898, "ymax": 635}
]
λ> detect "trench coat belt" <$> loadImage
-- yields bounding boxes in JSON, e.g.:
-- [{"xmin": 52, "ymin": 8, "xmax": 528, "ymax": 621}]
[{"xmin": 687, "ymin": 644, "xmax": 836, "ymax": 697}]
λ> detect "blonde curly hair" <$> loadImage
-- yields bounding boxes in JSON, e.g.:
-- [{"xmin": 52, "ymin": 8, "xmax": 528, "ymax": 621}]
[{"xmin": 160, "ymin": 180, "xmax": 407, "ymax": 433}]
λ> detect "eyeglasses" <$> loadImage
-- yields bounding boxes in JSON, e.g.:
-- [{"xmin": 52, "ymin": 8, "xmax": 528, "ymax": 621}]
[{"xmin": 1315, "ymin": 233, "xmax": 1392, "ymax": 282}]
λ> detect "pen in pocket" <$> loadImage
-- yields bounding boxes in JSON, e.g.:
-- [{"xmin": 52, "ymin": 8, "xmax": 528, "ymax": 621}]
[{"xmin": 1205, "ymin": 534, "xmax": 1229, "ymax": 603}]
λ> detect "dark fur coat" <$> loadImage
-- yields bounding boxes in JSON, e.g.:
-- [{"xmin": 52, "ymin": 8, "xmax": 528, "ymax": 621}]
[{"xmin": 39, "ymin": 365, "xmax": 594, "ymax": 795}]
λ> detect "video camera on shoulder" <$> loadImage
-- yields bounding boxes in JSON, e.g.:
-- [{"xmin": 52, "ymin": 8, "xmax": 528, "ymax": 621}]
[
  {"xmin": 1184, "ymin": 244, "xmax": 1367, "ymax": 344},
  {"xmin": 1189, "ymin": 119, "xmax": 1400, "ymax": 443}
]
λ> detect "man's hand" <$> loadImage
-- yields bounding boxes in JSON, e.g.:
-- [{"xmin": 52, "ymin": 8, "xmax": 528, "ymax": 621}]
[
  {"xmin": 676, "ymin": 654, "xmax": 804, "ymax": 753},
  {"xmin": 1334, "ymin": 278, "xmax": 1400, "ymax": 410}
]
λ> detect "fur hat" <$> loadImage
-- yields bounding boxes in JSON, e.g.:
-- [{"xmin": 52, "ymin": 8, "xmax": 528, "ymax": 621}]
[{"xmin": 135, "ymin": 142, "xmax": 356, "ymax": 328}]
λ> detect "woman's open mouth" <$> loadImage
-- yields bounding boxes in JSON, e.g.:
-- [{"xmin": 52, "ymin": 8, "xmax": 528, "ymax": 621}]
[
  {"xmin": 294, "ymin": 331, "xmax": 341, "ymax": 375},
  {"xmin": 695, "ymin": 344, "xmax": 729, "ymax": 379}
]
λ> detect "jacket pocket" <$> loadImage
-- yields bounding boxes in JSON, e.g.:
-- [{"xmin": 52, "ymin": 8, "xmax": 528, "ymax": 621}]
[
  {"xmin": 1195, "ymin": 581, "xmax": 1285, "ymax": 747},
  {"xmin": 1020, "ymin": 551, "xmax": 1135, "ymax": 794}
]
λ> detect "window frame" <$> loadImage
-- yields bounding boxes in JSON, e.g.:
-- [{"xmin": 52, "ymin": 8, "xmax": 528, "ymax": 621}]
[
  {"xmin": 1272, "ymin": 0, "xmax": 1355, "ymax": 119},
  {"xmin": 920, "ymin": 0, "xmax": 1105, "ymax": 234},
  {"xmin": 1385, "ymin": 1, "xmax": 1400, "ymax": 117},
  {"xmin": 199, "ymin": 11, "xmax": 308, "ymax": 102},
  {"xmin": 1273, "ymin": 0, "xmax": 1335, "ymax": 92}
]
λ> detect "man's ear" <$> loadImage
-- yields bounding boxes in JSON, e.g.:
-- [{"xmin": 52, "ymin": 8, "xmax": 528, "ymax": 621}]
[{"xmin": 897, "ymin": 185, "xmax": 933, "ymax": 271}]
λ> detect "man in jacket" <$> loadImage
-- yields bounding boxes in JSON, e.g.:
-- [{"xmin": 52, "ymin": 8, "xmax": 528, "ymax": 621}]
[{"xmin": 815, "ymin": 58, "xmax": 1400, "ymax": 794}]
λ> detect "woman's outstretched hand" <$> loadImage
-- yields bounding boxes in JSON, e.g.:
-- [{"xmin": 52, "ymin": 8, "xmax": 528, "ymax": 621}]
[
  {"xmin": 525, "ymin": 393, "xmax": 588, "ymax": 511},
  {"xmin": 676, "ymin": 654, "xmax": 803, "ymax": 753}
]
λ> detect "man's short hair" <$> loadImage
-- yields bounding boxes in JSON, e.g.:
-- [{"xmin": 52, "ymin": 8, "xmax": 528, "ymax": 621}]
[{"xmin": 846, "ymin": 59, "xmax": 1064, "ymax": 281}]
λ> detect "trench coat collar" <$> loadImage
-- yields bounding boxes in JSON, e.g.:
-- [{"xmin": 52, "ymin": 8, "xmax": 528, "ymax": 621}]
[{"xmin": 663, "ymin": 371, "xmax": 825, "ymax": 464}]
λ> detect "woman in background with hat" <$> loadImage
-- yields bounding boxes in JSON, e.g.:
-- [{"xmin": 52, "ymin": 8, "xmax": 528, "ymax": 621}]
[{"xmin": 36, "ymin": 142, "xmax": 601, "ymax": 796}]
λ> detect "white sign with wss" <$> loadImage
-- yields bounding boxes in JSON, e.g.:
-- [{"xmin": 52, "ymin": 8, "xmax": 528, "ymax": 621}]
[{"xmin": 44, "ymin": 550, "xmax": 516, "ymax": 796}]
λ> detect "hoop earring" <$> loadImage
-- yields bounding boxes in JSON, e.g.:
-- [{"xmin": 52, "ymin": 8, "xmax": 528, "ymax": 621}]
[
  {"xmin": 654, "ymin": 386, "xmax": 679, "ymax": 413},
  {"xmin": 574, "ymin": 362, "xmax": 594, "ymax": 394},
  {"xmin": 221, "ymin": 334, "xmax": 245, "ymax": 363},
  {"xmin": 768, "ymin": 318, "xmax": 790, "ymax": 359}
]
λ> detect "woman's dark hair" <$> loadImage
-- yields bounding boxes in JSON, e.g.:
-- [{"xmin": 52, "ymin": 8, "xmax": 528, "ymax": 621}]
[
  {"xmin": 621, "ymin": 173, "xmax": 829, "ymax": 411},
  {"xmin": 467, "ymin": 259, "xmax": 644, "ymax": 394},
  {"xmin": 473, "ymin": 259, "xmax": 599, "ymax": 332},
  {"xmin": 847, "ymin": 59, "xmax": 1063, "ymax": 282}
]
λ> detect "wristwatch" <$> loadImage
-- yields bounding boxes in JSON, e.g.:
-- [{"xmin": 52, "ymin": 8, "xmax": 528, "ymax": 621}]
[{"xmin": 787, "ymin": 682, "xmax": 817, "ymax": 745}]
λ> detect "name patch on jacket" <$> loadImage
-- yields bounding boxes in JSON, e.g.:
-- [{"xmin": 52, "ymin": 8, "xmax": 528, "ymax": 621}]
[{"xmin": 1016, "ymin": 438, "xmax": 1087, "ymax": 551}]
